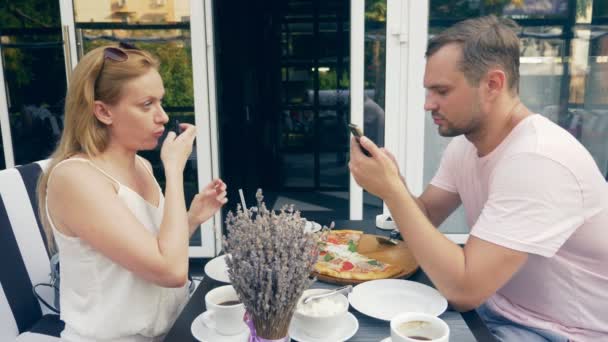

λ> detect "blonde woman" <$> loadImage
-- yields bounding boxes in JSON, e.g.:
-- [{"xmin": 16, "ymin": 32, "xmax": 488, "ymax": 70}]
[{"xmin": 36, "ymin": 43, "xmax": 227, "ymax": 341}]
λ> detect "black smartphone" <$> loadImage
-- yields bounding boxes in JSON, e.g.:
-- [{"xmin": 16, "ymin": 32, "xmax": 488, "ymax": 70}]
[
  {"xmin": 173, "ymin": 119, "xmax": 181, "ymax": 134},
  {"xmin": 348, "ymin": 123, "xmax": 370, "ymax": 156}
]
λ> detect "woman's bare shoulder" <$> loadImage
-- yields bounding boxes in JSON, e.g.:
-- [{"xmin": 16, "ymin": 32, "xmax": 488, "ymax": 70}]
[{"xmin": 47, "ymin": 156, "xmax": 115, "ymax": 194}]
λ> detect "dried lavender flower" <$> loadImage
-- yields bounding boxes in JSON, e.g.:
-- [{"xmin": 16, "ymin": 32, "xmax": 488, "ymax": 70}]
[{"xmin": 223, "ymin": 189, "xmax": 318, "ymax": 339}]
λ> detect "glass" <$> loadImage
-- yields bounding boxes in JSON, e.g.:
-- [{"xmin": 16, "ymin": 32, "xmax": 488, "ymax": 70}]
[
  {"xmin": 73, "ymin": 0, "xmax": 191, "ymax": 24},
  {"xmin": 578, "ymin": 25, "xmax": 608, "ymax": 178},
  {"xmin": 282, "ymin": 153, "xmax": 315, "ymax": 187},
  {"xmin": 282, "ymin": 67, "xmax": 314, "ymax": 104},
  {"xmin": 430, "ymin": 0, "xmax": 569, "ymax": 20},
  {"xmin": 0, "ymin": 121, "xmax": 5, "ymax": 170},
  {"xmin": 362, "ymin": 0, "xmax": 387, "ymax": 219},
  {"xmin": 518, "ymin": 26, "xmax": 565, "ymax": 114},
  {"xmin": 73, "ymin": 1, "xmax": 199, "ymax": 244},
  {"xmin": 0, "ymin": 1, "xmax": 66, "ymax": 165},
  {"xmin": 594, "ymin": 2, "xmax": 608, "ymax": 18}
]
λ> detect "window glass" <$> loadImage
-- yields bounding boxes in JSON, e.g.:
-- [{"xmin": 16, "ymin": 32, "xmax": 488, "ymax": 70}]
[{"xmin": 0, "ymin": 1, "xmax": 66, "ymax": 165}]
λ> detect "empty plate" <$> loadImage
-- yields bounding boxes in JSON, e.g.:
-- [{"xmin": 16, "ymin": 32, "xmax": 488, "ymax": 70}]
[
  {"xmin": 348, "ymin": 279, "xmax": 447, "ymax": 321},
  {"xmin": 204, "ymin": 254, "xmax": 231, "ymax": 283}
]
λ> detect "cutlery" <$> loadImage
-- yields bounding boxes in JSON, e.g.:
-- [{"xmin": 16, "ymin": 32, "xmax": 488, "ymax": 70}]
[
  {"xmin": 302, "ymin": 285, "xmax": 352, "ymax": 304},
  {"xmin": 376, "ymin": 235, "xmax": 400, "ymax": 245}
]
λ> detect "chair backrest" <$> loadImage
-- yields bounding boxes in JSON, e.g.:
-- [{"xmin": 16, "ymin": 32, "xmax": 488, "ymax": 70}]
[{"xmin": 0, "ymin": 160, "xmax": 52, "ymax": 339}]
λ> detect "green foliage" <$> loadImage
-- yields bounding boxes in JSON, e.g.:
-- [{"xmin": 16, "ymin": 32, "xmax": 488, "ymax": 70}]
[
  {"xmin": 0, "ymin": 0, "xmax": 60, "ymax": 29},
  {"xmin": 365, "ymin": 0, "xmax": 386, "ymax": 22},
  {"xmin": 319, "ymin": 69, "xmax": 350, "ymax": 90}
]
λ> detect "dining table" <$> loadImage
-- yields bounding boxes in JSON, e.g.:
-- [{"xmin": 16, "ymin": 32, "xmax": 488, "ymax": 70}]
[{"xmin": 164, "ymin": 220, "xmax": 497, "ymax": 342}]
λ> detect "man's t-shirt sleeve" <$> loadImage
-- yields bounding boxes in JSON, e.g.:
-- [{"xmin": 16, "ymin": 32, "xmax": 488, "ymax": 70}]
[
  {"xmin": 430, "ymin": 139, "xmax": 459, "ymax": 193},
  {"xmin": 471, "ymin": 153, "xmax": 584, "ymax": 257}
]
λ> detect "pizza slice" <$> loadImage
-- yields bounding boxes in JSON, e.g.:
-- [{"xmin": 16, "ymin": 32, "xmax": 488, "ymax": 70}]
[{"xmin": 315, "ymin": 233, "xmax": 403, "ymax": 281}]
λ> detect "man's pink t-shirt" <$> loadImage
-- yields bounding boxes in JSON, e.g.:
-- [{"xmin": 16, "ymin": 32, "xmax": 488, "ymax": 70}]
[{"xmin": 431, "ymin": 114, "xmax": 608, "ymax": 341}]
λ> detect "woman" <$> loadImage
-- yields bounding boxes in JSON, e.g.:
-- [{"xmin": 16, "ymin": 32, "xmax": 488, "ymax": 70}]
[{"xmin": 36, "ymin": 44, "xmax": 227, "ymax": 341}]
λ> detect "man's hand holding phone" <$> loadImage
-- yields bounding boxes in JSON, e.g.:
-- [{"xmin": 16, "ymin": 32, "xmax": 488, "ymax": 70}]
[{"xmin": 348, "ymin": 123, "xmax": 371, "ymax": 157}]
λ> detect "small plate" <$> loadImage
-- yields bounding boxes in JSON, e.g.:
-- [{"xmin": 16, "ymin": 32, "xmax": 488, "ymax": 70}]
[
  {"xmin": 380, "ymin": 338, "xmax": 391, "ymax": 342},
  {"xmin": 304, "ymin": 221, "xmax": 322, "ymax": 234},
  {"xmin": 289, "ymin": 312, "xmax": 358, "ymax": 342},
  {"xmin": 348, "ymin": 279, "xmax": 447, "ymax": 321},
  {"xmin": 191, "ymin": 312, "xmax": 249, "ymax": 342},
  {"xmin": 204, "ymin": 254, "xmax": 231, "ymax": 283}
]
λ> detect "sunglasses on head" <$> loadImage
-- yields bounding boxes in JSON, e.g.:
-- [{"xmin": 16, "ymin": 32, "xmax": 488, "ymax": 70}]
[
  {"xmin": 103, "ymin": 41, "xmax": 140, "ymax": 62},
  {"xmin": 96, "ymin": 42, "xmax": 141, "ymax": 89}
]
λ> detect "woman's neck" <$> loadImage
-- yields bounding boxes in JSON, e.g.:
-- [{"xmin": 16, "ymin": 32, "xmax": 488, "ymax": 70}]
[{"xmin": 93, "ymin": 142, "xmax": 138, "ymax": 173}]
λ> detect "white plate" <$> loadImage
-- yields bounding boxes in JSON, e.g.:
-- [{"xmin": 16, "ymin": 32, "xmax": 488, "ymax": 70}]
[
  {"xmin": 304, "ymin": 221, "xmax": 322, "ymax": 233},
  {"xmin": 348, "ymin": 279, "xmax": 447, "ymax": 321},
  {"xmin": 380, "ymin": 338, "xmax": 391, "ymax": 342},
  {"xmin": 190, "ymin": 312, "xmax": 249, "ymax": 342},
  {"xmin": 289, "ymin": 312, "xmax": 358, "ymax": 342},
  {"xmin": 204, "ymin": 254, "xmax": 231, "ymax": 283}
]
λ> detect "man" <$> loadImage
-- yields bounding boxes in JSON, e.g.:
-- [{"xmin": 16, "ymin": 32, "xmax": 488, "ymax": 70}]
[{"xmin": 350, "ymin": 15, "xmax": 608, "ymax": 341}]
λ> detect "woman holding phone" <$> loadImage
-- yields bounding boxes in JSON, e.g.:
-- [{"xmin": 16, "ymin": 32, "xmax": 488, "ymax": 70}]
[{"xmin": 37, "ymin": 43, "xmax": 227, "ymax": 341}]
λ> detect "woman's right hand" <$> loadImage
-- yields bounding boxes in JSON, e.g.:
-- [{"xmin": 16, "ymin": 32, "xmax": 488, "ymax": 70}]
[{"xmin": 160, "ymin": 123, "xmax": 196, "ymax": 173}]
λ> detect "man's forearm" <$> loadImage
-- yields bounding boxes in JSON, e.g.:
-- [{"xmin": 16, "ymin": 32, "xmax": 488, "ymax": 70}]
[{"xmin": 384, "ymin": 188, "xmax": 469, "ymax": 305}]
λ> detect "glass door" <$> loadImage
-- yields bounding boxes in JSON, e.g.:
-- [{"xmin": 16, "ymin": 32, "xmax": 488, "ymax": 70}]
[
  {"xmin": 0, "ymin": 1, "xmax": 70, "ymax": 168},
  {"xmin": 214, "ymin": 0, "xmax": 354, "ymax": 225}
]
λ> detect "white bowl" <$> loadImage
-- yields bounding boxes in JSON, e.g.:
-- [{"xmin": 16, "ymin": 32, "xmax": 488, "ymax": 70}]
[{"xmin": 292, "ymin": 289, "xmax": 349, "ymax": 338}]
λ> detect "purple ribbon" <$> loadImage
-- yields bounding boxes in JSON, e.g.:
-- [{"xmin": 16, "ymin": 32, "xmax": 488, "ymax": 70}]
[{"xmin": 244, "ymin": 312, "xmax": 290, "ymax": 342}]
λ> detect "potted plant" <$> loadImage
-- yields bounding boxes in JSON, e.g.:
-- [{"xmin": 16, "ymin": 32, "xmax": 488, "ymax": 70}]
[{"xmin": 224, "ymin": 189, "xmax": 318, "ymax": 341}]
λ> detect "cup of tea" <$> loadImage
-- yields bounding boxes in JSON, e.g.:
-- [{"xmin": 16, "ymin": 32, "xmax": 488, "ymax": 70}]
[
  {"xmin": 202, "ymin": 285, "xmax": 246, "ymax": 335},
  {"xmin": 390, "ymin": 312, "xmax": 449, "ymax": 342}
]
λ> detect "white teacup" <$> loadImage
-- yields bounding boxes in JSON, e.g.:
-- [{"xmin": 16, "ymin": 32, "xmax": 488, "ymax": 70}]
[
  {"xmin": 202, "ymin": 285, "xmax": 246, "ymax": 336},
  {"xmin": 390, "ymin": 312, "xmax": 450, "ymax": 342},
  {"xmin": 293, "ymin": 289, "xmax": 349, "ymax": 338}
]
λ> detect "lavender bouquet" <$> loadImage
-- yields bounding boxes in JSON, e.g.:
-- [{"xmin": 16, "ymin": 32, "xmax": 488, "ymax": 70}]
[{"xmin": 223, "ymin": 189, "xmax": 318, "ymax": 340}]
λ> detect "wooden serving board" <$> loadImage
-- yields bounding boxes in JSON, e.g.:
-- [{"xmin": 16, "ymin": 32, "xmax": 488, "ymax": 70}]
[{"xmin": 313, "ymin": 233, "xmax": 419, "ymax": 285}]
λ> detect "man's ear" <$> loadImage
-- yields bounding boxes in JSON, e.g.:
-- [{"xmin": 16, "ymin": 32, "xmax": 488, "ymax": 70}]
[
  {"xmin": 484, "ymin": 69, "xmax": 507, "ymax": 100},
  {"xmin": 93, "ymin": 101, "xmax": 113, "ymax": 125}
]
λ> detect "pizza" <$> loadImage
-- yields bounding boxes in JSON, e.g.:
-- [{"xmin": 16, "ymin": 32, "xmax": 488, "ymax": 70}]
[{"xmin": 314, "ymin": 230, "xmax": 403, "ymax": 281}]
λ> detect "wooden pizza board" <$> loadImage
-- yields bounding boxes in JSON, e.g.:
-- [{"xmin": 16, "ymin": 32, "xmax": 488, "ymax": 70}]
[{"xmin": 313, "ymin": 233, "xmax": 419, "ymax": 285}]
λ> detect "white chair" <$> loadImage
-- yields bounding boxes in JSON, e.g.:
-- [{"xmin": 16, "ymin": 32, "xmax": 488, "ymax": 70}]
[{"xmin": 0, "ymin": 160, "xmax": 62, "ymax": 341}]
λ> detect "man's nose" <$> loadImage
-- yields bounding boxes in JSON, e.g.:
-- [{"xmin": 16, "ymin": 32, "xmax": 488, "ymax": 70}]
[{"xmin": 424, "ymin": 98, "xmax": 437, "ymax": 112}]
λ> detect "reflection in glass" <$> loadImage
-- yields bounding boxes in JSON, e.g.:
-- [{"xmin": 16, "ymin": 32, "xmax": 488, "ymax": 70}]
[
  {"xmin": 0, "ymin": 1, "xmax": 66, "ymax": 165},
  {"xmin": 282, "ymin": 67, "xmax": 314, "ymax": 104},
  {"xmin": 0, "ymin": 121, "xmax": 5, "ymax": 169},
  {"xmin": 430, "ymin": 0, "xmax": 569, "ymax": 20},
  {"xmin": 73, "ymin": 0, "xmax": 191, "ymax": 24},
  {"xmin": 362, "ymin": 0, "xmax": 386, "ymax": 218},
  {"xmin": 519, "ymin": 27, "xmax": 565, "ymax": 115},
  {"xmin": 273, "ymin": 0, "xmax": 350, "ymax": 221},
  {"xmin": 282, "ymin": 153, "xmax": 314, "ymax": 187}
]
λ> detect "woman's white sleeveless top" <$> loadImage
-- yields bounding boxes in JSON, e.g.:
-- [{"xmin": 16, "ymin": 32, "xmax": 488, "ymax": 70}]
[{"xmin": 46, "ymin": 157, "xmax": 189, "ymax": 342}]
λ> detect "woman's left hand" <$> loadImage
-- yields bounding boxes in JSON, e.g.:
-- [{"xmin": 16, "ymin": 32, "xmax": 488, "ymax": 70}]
[{"xmin": 187, "ymin": 179, "xmax": 228, "ymax": 230}]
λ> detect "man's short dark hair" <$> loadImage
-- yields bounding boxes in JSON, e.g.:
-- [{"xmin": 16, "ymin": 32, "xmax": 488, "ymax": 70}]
[{"xmin": 425, "ymin": 15, "xmax": 521, "ymax": 93}]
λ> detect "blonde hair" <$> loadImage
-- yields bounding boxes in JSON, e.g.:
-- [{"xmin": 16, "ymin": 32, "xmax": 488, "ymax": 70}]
[{"xmin": 37, "ymin": 45, "xmax": 160, "ymax": 253}]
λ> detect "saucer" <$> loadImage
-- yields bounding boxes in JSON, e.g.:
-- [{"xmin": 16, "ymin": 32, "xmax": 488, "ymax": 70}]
[
  {"xmin": 304, "ymin": 221, "xmax": 322, "ymax": 233},
  {"xmin": 289, "ymin": 312, "xmax": 358, "ymax": 342},
  {"xmin": 191, "ymin": 312, "xmax": 249, "ymax": 342},
  {"xmin": 380, "ymin": 338, "xmax": 391, "ymax": 342}
]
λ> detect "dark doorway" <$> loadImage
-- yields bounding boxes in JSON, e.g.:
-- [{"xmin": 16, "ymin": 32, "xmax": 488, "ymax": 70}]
[{"xmin": 214, "ymin": 0, "xmax": 352, "ymax": 223}]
